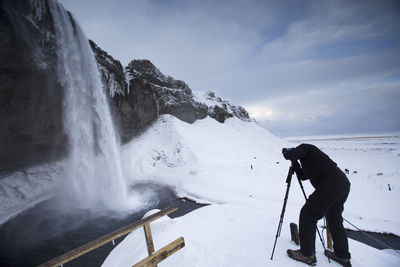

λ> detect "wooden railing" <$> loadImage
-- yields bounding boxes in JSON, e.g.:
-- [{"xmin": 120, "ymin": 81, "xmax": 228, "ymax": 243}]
[{"xmin": 38, "ymin": 206, "xmax": 185, "ymax": 267}]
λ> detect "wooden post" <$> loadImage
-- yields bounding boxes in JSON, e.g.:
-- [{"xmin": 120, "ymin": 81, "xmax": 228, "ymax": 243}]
[
  {"xmin": 290, "ymin": 223, "xmax": 300, "ymax": 245},
  {"xmin": 326, "ymin": 220, "xmax": 333, "ymax": 250},
  {"xmin": 144, "ymin": 223, "xmax": 155, "ymax": 255},
  {"xmin": 143, "ymin": 223, "xmax": 156, "ymax": 267}
]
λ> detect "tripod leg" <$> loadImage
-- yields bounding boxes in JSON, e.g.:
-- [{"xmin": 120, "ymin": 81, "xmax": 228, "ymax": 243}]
[{"xmin": 270, "ymin": 167, "xmax": 294, "ymax": 260}]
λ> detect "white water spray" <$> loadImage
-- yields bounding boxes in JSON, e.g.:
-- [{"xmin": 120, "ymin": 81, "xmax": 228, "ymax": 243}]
[{"xmin": 49, "ymin": 1, "xmax": 128, "ymax": 210}]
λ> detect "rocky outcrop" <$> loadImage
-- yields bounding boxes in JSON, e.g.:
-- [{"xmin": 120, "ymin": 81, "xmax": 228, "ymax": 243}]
[
  {"xmin": 126, "ymin": 60, "xmax": 209, "ymax": 123},
  {"xmin": 193, "ymin": 91, "xmax": 250, "ymax": 123},
  {"xmin": 89, "ymin": 40, "xmax": 126, "ymax": 98},
  {"xmin": 88, "ymin": 43, "xmax": 159, "ymax": 143},
  {"xmin": 124, "ymin": 59, "xmax": 250, "ymax": 125},
  {"xmin": 89, "ymin": 43, "xmax": 251, "ymax": 143}
]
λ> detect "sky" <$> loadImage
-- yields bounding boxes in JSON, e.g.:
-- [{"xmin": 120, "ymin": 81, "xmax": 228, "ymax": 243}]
[{"xmin": 58, "ymin": 0, "xmax": 400, "ymax": 137}]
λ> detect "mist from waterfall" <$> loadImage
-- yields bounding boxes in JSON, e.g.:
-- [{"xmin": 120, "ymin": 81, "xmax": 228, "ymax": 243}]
[{"xmin": 49, "ymin": 1, "xmax": 129, "ymax": 210}]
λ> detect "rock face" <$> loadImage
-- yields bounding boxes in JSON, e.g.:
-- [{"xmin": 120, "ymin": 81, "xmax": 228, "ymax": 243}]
[
  {"xmin": 89, "ymin": 41, "xmax": 160, "ymax": 143},
  {"xmin": 125, "ymin": 60, "xmax": 209, "ymax": 133},
  {"xmin": 0, "ymin": 0, "xmax": 66, "ymax": 173},
  {"xmin": 0, "ymin": 0, "xmax": 251, "ymax": 173}
]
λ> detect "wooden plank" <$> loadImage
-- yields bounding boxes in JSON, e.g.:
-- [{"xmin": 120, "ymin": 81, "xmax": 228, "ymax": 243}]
[
  {"xmin": 143, "ymin": 223, "xmax": 157, "ymax": 267},
  {"xmin": 144, "ymin": 223, "xmax": 155, "ymax": 255},
  {"xmin": 38, "ymin": 206, "xmax": 178, "ymax": 267},
  {"xmin": 132, "ymin": 237, "xmax": 185, "ymax": 267},
  {"xmin": 290, "ymin": 222, "xmax": 300, "ymax": 245}
]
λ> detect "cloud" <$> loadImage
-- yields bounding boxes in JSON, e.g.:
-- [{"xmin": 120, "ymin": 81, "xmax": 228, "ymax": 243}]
[
  {"xmin": 59, "ymin": 0, "xmax": 400, "ymax": 136},
  {"xmin": 260, "ymin": 0, "xmax": 400, "ymax": 59},
  {"xmin": 251, "ymin": 81, "xmax": 400, "ymax": 136}
]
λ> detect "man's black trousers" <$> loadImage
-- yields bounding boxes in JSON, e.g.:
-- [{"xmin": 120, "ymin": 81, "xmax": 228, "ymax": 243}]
[{"xmin": 299, "ymin": 180, "xmax": 351, "ymax": 259}]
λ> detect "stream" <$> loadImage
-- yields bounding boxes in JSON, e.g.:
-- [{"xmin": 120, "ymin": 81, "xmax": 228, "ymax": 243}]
[{"xmin": 0, "ymin": 182, "xmax": 206, "ymax": 267}]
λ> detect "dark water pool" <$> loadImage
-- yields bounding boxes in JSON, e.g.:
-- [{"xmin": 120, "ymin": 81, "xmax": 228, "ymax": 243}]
[{"xmin": 0, "ymin": 183, "xmax": 206, "ymax": 267}]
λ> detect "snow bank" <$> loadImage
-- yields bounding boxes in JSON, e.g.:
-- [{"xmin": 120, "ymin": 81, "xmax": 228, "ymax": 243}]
[
  {"xmin": 104, "ymin": 115, "xmax": 400, "ymax": 266},
  {"xmin": 103, "ymin": 205, "xmax": 399, "ymax": 267},
  {"xmin": 121, "ymin": 115, "xmax": 289, "ymax": 204},
  {"xmin": 0, "ymin": 163, "xmax": 61, "ymax": 226}
]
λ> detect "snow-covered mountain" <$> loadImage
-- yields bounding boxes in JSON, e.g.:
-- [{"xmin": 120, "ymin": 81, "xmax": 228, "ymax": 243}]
[
  {"xmin": 0, "ymin": 0, "xmax": 257, "ymax": 223},
  {"xmin": 0, "ymin": 0, "xmax": 251, "ymax": 173}
]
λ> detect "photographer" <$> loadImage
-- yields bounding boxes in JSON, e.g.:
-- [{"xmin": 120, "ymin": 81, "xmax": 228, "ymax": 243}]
[{"xmin": 282, "ymin": 144, "xmax": 351, "ymax": 267}]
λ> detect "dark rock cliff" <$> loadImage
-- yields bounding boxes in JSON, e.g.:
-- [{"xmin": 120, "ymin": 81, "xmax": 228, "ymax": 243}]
[
  {"xmin": 89, "ymin": 41, "xmax": 160, "ymax": 143},
  {"xmin": 0, "ymin": 0, "xmax": 66, "ymax": 173}
]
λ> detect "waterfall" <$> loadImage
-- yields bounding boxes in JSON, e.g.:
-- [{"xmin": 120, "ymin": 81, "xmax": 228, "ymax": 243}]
[{"xmin": 49, "ymin": 1, "xmax": 128, "ymax": 210}]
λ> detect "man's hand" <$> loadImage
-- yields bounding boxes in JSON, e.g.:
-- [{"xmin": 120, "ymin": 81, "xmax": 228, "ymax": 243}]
[
  {"xmin": 291, "ymin": 160, "xmax": 307, "ymax": 180},
  {"xmin": 291, "ymin": 160, "xmax": 301, "ymax": 171}
]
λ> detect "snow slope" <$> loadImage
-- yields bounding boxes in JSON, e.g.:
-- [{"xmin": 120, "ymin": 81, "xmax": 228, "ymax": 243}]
[
  {"xmin": 103, "ymin": 115, "xmax": 400, "ymax": 267},
  {"xmin": 120, "ymin": 115, "xmax": 288, "ymax": 204}
]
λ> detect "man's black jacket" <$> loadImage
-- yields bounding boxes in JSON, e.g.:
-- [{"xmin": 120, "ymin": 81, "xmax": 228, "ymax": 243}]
[{"xmin": 283, "ymin": 144, "xmax": 350, "ymax": 189}]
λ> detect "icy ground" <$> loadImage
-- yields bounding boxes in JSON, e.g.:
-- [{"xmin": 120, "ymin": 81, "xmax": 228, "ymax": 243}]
[
  {"xmin": 102, "ymin": 115, "xmax": 400, "ymax": 267},
  {"xmin": 1, "ymin": 115, "xmax": 399, "ymax": 266}
]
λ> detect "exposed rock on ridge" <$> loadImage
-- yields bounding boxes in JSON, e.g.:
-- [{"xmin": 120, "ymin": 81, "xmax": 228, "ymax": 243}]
[
  {"xmin": 89, "ymin": 43, "xmax": 251, "ymax": 142},
  {"xmin": 125, "ymin": 59, "xmax": 251, "ymax": 125},
  {"xmin": 126, "ymin": 59, "xmax": 208, "ymax": 123}
]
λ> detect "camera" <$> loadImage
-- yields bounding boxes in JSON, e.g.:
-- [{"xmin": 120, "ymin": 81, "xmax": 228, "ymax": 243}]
[
  {"xmin": 282, "ymin": 147, "xmax": 293, "ymax": 154},
  {"xmin": 282, "ymin": 147, "xmax": 294, "ymax": 160}
]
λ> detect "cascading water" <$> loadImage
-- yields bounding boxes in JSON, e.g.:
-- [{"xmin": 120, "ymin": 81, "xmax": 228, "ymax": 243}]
[
  {"xmin": 49, "ymin": 1, "xmax": 128, "ymax": 210},
  {"xmin": 0, "ymin": 2, "xmax": 164, "ymax": 266}
]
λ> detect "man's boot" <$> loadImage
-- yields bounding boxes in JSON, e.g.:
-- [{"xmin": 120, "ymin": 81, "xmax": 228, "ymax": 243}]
[
  {"xmin": 324, "ymin": 250, "xmax": 352, "ymax": 267},
  {"xmin": 287, "ymin": 249, "xmax": 317, "ymax": 266}
]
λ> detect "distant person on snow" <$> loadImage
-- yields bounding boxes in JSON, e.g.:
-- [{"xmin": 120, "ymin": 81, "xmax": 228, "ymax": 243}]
[{"xmin": 282, "ymin": 144, "xmax": 352, "ymax": 267}]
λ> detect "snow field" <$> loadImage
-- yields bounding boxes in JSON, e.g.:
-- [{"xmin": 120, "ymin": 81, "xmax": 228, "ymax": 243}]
[
  {"xmin": 103, "ymin": 204, "xmax": 399, "ymax": 267},
  {"xmin": 304, "ymin": 137, "xmax": 400, "ymax": 235},
  {"xmin": 104, "ymin": 115, "xmax": 400, "ymax": 266},
  {"xmin": 1, "ymin": 114, "xmax": 399, "ymax": 266}
]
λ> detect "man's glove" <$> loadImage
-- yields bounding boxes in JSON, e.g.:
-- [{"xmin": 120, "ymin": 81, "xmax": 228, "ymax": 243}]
[
  {"xmin": 291, "ymin": 160, "xmax": 307, "ymax": 180},
  {"xmin": 282, "ymin": 147, "xmax": 294, "ymax": 160},
  {"xmin": 291, "ymin": 160, "xmax": 301, "ymax": 171}
]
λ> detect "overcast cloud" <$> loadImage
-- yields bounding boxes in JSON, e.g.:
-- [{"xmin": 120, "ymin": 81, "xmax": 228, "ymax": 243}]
[{"xmin": 59, "ymin": 0, "xmax": 400, "ymax": 137}]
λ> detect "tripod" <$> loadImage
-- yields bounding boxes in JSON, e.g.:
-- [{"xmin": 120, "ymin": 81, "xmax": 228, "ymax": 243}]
[{"xmin": 270, "ymin": 162, "xmax": 329, "ymax": 262}]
